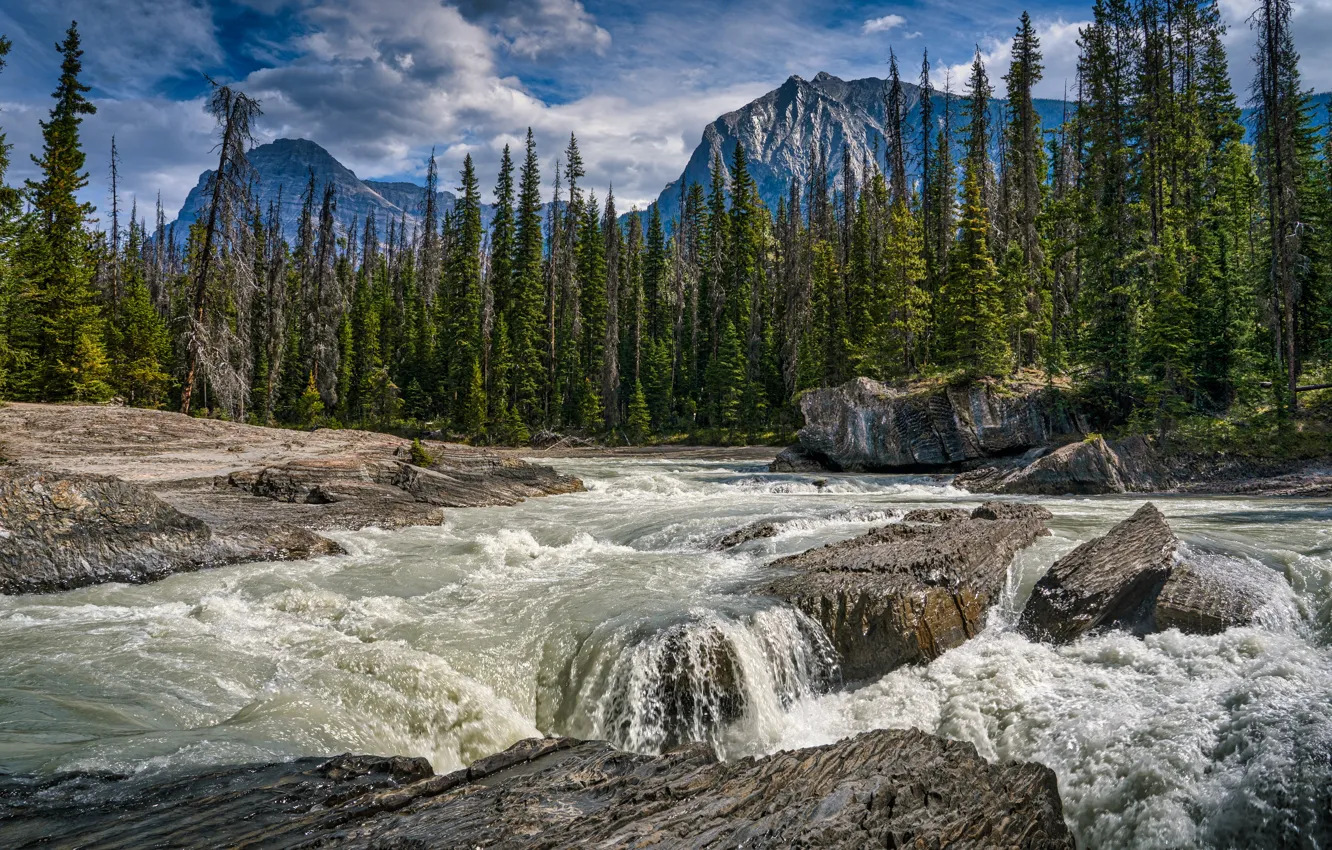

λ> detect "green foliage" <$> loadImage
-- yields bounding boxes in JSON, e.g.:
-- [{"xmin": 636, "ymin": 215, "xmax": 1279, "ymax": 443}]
[{"xmin": 409, "ymin": 438, "xmax": 434, "ymax": 467}]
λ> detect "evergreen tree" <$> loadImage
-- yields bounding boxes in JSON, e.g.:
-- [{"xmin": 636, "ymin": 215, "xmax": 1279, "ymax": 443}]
[{"xmin": 15, "ymin": 22, "xmax": 111, "ymax": 401}]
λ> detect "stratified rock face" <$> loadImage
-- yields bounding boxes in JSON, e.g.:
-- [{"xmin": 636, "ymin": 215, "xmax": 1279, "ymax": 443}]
[
  {"xmin": 767, "ymin": 502, "xmax": 1052, "ymax": 681},
  {"xmin": 0, "ymin": 732, "xmax": 1074, "ymax": 849},
  {"xmin": 1019, "ymin": 503, "xmax": 1176, "ymax": 643},
  {"xmin": 1155, "ymin": 555, "xmax": 1286, "ymax": 635},
  {"xmin": 0, "ymin": 469, "xmax": 337, "ymax": 595},
  {"xmin": 956, "ymin": 436, "xmax": 1170, "ymax": 495},
  {"xmin": 796, "ymin": 378, "xmax": 1082, "ymax": 472}
]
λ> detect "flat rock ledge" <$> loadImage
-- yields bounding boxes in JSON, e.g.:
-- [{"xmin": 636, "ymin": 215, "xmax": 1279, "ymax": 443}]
[
  {"xmin": 790, "ymin": 377, "xmax": 1082, "ymax": 472},
  {"xmin": 0, "ymin": 403, "xmax": 582, "ymax": 594},
  {"xmin": 1019, "ymin": 503, "xmax": 1287, "ymax": 642},
  {"xmin": 0, "ymin": 468, "xmax": 340, "ymax": 595},
  {"xmin": 765, "ymin": 502, "xmax": 1052, "ymax": 681},
  {"xmin": 0, "ymin": 730, "xmax": 1074, "ymax": 850}
]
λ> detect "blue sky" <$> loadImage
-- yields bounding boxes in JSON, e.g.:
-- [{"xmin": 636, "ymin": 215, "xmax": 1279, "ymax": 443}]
[{"xmin": 2, "ymin": 0, "xmax": 1331, "ymax": 220}]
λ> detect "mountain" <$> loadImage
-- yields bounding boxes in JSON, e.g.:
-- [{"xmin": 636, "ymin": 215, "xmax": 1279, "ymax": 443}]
[
  {"xmin": 172, "ymin": 138, "xmax": 457, "ymax": 242},
  {"xmin": 650, "ymin": 71, "xmax": 1070, "ymax": 227}
]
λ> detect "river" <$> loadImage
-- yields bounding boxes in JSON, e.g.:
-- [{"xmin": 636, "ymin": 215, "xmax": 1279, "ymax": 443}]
[{"xmin": 2, "ymin": 457, "xmax": 1330, "ymax": 848}]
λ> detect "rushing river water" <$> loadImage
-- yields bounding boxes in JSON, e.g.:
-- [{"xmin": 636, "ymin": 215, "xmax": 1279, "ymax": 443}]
[{"xmin": 2, "ymin": 457, "xmax": 1331, "ymax": 848}]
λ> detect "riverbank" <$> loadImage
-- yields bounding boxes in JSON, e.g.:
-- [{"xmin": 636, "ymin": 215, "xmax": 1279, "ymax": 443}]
[{"xmin": 0, "ymin": 403, "xmax": 581, "ymax": 593}]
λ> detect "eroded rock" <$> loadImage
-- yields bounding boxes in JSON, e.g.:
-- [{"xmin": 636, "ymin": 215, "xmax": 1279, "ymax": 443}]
[
  {"xmin": 1019, "ymin": 503, "xmax": 1176, "ymax": 643},
  {"xmin": 956, "ymin": 436, "xmax": 1171, "ymax": 495},
  {"xmin": 1155, "ymin": 554, "xmax": 1287, "ymax": 635},
  {"xmin": 766, "ymin": 502, "xmax": 1052, "ymax": 680},
  {"xmin": 0, "ymin": 731, "xmax": 1074, "ymax": 849},
  {"xmin": 795, "ymin": 377, "xmax": 1082, "ymax": 472},
  {"xmin": 769, "ymin": 443, "xmax": 832, "ymax": 472},
  {"xmin": 713, "ymin": 520, "xmax": 780, "ymax": 549},
  {"xmin": 0, "ymin": 468, "xmax": 340, "ymax": 595}
]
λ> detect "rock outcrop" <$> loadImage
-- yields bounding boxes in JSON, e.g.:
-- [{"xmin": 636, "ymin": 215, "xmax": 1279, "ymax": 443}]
[
  {"xmin": 794, "ymin": 377, "xmax": 1082, "ymax": 472},
  {"xmin": 1154, "ymin": 555, "xmax": 1287, "ymax": 635},
  {"xmin": 0, "ymin": 731, "xmax": 1074, "ymax": 849},
  {"xmin": 766, "ymin": 502, "xmax": 1052, "ymax": 681},
  {"xmin": 0, "ymin": 468, "xmax": 339, "ymax": 595},
  {"xmin": 0, "ymin": 403, "xmax": 583, "ymax": 594},
  {"xmin": 1019, "ymin": 503, "xmax": 1177, "ymax": 642},
  {"xmin": 769, "ymin": 443, "xmax": 831, "ymax": 472},
  {"xmin": 956, "ymin": 436, "xmax": 1171, "ymax": 495},
  {"xmin": 713, "ymin": 520, "xmax": 780, "ymax": 549}
]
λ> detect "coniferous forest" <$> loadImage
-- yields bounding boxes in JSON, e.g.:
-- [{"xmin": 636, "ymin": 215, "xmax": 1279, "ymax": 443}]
[{"xmin": 1, "ymin": 0, "xmax": 1331, "ymax": 448}]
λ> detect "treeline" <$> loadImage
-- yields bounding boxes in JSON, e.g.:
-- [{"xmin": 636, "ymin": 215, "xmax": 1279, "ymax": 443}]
[{"xmin": 0, "ymin": 4, "xmax": 1329, "ymax": 445}]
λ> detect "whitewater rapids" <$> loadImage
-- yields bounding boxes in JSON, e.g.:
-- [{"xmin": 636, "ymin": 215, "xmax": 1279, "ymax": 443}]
[{"xmin": 1, "ymin": 458, "xmax": 1329, "ymax": 848}]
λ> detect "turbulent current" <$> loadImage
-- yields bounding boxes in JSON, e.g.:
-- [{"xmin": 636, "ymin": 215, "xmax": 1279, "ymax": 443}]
[{"xmin": 2, "ymin": 458, "xmax": 1330, "ymax": 848}]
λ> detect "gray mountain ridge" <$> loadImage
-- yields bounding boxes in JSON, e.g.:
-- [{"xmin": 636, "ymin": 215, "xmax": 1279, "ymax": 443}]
[{"xmin": 172, "ymin": 73, "xmax": 1330, "ymax": 241}]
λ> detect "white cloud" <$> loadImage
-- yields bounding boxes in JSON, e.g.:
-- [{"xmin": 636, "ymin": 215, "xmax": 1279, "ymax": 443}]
[
  {"xmin": 940, "ymin": 18, "xmax": 1089, "ymax": 101},
  {"xmin": 862, "ymin": 14, "xmax": 907, "ymax": 35}
]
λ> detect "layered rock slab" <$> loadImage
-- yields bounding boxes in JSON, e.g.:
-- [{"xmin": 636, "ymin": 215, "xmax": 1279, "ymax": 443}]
[
  {"xmin": 0, "ymin": 468, "xmax": 338, "ymax": 594},
  {"xmin": 794, "ymin": 377, "xmax": 1082, "ymax": 472},
  {"xmin": 765, "ymin": 502, "xmax": 1052, "ymax": 681},
  {"xmin": 1018, "ymin": 503, "xmax": 1176, "ymax": 642},
  {"xmin": 955, "ymin": 436, "xmax": 1171, "ymax": 495},
  {"xmin": 0, "ymin": 731, "xmax": 1074, "ymax": 849}
]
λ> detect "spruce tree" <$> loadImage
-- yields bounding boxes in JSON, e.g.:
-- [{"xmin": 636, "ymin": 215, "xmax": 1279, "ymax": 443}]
[
  {"xmin": 17, "ymin": 22, "xmax": 111, "ymax": 401},
  {"xmin": 512, "ymin": 129, "xmax": 545, "ymax": 427}
]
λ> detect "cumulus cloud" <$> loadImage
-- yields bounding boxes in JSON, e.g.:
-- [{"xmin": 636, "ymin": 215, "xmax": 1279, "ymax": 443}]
[{"xmin": 862, "ymin": 14, "xmax": 906, "ymax": 35}]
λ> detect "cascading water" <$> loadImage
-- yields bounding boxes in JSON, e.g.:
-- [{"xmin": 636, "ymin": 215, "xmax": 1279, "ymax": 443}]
[
  {"xmin": 584, "ymin": 606, "xmax": 839, "ymax": 757},
  {"xmin": 1, "ymin": 457, "xmax": 1329, "ymax": 848}
]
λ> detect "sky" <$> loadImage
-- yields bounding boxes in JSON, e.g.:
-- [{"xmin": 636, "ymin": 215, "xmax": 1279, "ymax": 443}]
[{"xmin": 2, "ymin": 0, "xmax": 1331, "ymax": 223}]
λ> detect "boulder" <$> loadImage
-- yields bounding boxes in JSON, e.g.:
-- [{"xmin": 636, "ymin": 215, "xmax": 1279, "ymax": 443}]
[
  {"xmin": 1154, "ymin": 554, "xmax": 1287, "ymax": 635},
  {"xmin": 766, "ymin": 502, "xmax": 1052, "ymax": 681},
  {"xmin": 0, "ymin": 731, "xmax": 1074, "ymax": 849},
  {"xmin": 1018, "ymin": 503, "xmax": 1176, "ymax": 643},
  {"xmin": 713, "ymin": 520, "xmax": 780, "ymax": 549},
  {"xmin": 0, "ymin": 468, "xmax": 339, "ymax": 595},
  {"xmin": 956, "ymin": 436, "xmax": 1171, "ymax": 495},
  {"xmin": 769, "ymin": 444, "xmax": 832, "ymax": 472},
  {"xmin": 795, "ymin": 377, "xmax": 1082, "ymax": 472}
]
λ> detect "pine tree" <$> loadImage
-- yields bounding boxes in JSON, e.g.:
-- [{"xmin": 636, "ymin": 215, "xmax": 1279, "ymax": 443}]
[
  {"xmin": 16, "ymin": 22, "xmax": 111, "ymax": 401},
  {"xmin": 0, "ymin": 34, "xmax": 15, "ymax": 397},
  {"xmin": 626, "ymin": 378, "xmax": 651, "ymax": 443},
  {"xmin": 445, "ymin": 154, "xmax": 486, "ymax": 433},
  {"xmin": 512, "ymin": 128, "xmax": 545, "ymax": 427}
]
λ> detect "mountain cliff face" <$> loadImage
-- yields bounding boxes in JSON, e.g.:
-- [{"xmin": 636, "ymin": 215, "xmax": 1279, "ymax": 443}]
[
  {"xmin": 173, "ymin": 138, "xmax": 456, "ymax": 242},
  {"xmin": 651, "ymin": 71, "xmax": 1071, "ymax": 227}
]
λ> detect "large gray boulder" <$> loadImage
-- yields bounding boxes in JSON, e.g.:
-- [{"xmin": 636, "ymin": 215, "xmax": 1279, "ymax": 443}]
[
  {"xmin": 0, "ymin": 468, "xmax": 337, "ymax": 595},
  {"xmin": 1019, "ymin": 503, "xmax": 1176, "ymax": 642},
  {"xmin": 794, "ymin": 377, "xmax": 1082, "ymax": 472},
  {"xmin": 766, "ymin": 502, "xmax": 1052, "ymax": 681},
  {"xmin": 956, "ymin": 436, "xmax": 1171, "ymax": 495},
  {"xmin": 0, "ymin": 731, "xmax": 1074, "ymax": 849}
]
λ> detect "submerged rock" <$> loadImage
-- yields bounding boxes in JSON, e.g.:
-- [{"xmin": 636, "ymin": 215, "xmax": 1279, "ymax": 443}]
[
  {"xmin": 1154, "ymin": 555, "xmax": 1287, "ymax": 635},
  {"xmin": 0, "ymin": 731, "xmax": 1074, "ymax": 849},
  {"xmin": 956, "ymin": 436, "xmax": 1171, "ymax": 495},
  {"xmin": 713, "ymin": 520, "xmax": 781, "ymax": 549},
  {"xmin": 766, "ymin": 502, "xmax": 1052, "ymax": 681},
  {"xmin": 1019, "ymin": 503, "xmax": 1177, "ymax": 643},
  {"xmin": 0, "ymin": 468, "xmax": 339, "ymax": 595},
  {"xmin": 795, "ymin": 377, "xmax": 1082, "ymax": 472}
]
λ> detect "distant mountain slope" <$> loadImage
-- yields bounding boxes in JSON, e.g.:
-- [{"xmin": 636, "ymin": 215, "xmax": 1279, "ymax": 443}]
[
  {"xmin": 173, "ymin": 138, "xmax": 456, "ymax": 242},
  {"xmin": 650, "ymin": 71, "xmax": 1070, "ymax": 226}
]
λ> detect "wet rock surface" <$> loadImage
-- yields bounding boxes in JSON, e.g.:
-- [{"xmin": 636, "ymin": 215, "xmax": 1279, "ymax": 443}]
[
  {"xmin": 1019, "ymin": 503, "xmax": 1177, "ymax": 642},
  {"xmin": 713, "ymin": 519, "xmax": 780, "ymax": 549},
  {"xmin": 956, "ymin": 436, "xmax": 1171, "ymax": 495},
  {"xmin": 768, "ymin": 443, "xmax": 832, "ymax": 472},
  {"xmin": 794, "ymin": 377, "xmax": 1082, "ymax": 472},
  {"xmin": 1154, "ymin": 554, "xmax": 1287, "ymax": 635},
  {"xmin": 765, "ymin": 502, "xmax": 1052, "ymax": 681},
  {"xmin": 0, "ymin": 731, "xmax": 1073, "ymax": 850},
  {"xmin": 0, "ymin": 403, "xmax": 582, "ymax": 593},
  {"xmin": 0, "ymin": 468, "xmax": 339, "ymax": 594}
]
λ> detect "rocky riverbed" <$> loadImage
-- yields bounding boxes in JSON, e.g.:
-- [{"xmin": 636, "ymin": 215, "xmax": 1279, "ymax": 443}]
[{"xmin": 0, "ymin": 403, "xmax": 581, "ymax": 593}]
